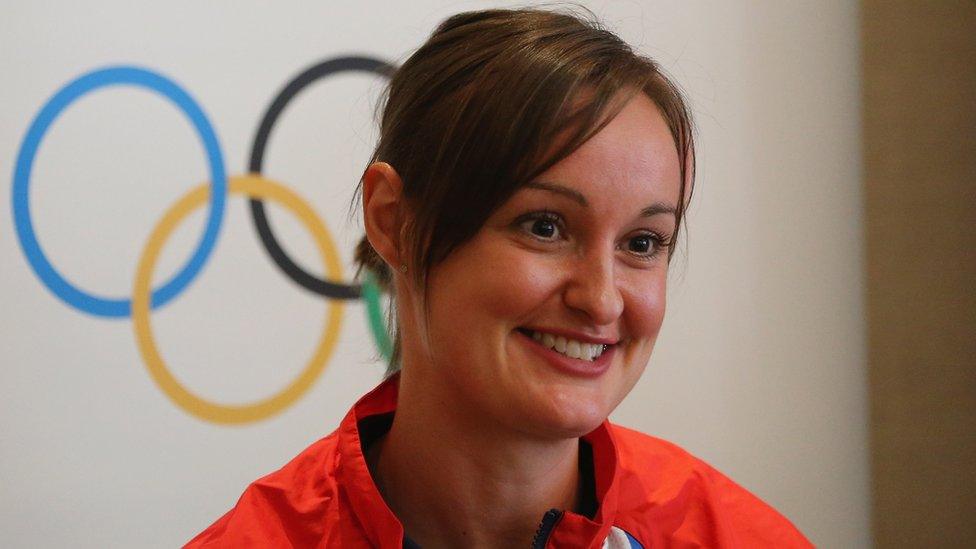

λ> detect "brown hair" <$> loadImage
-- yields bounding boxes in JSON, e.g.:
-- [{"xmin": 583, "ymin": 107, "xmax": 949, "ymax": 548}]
[{"xmin": 353, "ymin": 7, "xmax": 695, "ymax": 371}]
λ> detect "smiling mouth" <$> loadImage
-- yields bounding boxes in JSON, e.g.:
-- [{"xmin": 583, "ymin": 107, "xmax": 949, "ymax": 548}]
[{"xmin": 516, "ymin": 328, "xmax": 612, "ymax": 362}]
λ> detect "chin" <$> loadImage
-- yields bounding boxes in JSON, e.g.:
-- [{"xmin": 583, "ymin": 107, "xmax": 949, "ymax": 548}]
[{"xmin": 520, "ymin": 383, "xmax": 614, "ymax": 440}]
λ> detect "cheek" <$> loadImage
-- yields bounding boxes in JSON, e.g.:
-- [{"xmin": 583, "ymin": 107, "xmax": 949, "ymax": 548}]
[
  {"xmin": 623, "ymin": 272, "xmax": 668, "ymax": 346},
  {"xmin": 483, "ymin": 258, "xmax": 562, "ymax": 323},
  {"xmin": 435, "ymin": 239, "xmax": 561, "ymax": 329},
  {"xmin": 606, "ymin": 272, "xmax": 667, "ymax": 411},
  {"xmin": 457, "ymin": 243, "xmax": 558, "ymax": 322}
]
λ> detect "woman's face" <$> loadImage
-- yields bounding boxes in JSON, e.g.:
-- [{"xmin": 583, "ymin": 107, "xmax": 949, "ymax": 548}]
[{"xmin": 411, "ymin": 93, "xmax": 682, "ymax": 440}]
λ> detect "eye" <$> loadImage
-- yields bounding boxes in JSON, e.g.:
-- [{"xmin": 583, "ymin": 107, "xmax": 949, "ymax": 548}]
[
  {"xmin": 530, "ymin": 218, "xmax": 558, "ymax": 239},
  {"xmin": 517, "ymin": 212, "xmax": 563, "ymax": 241},
  {"xmin": 622, "ymin": 232, "xmax": 669, "ymax": 259},
  {"xmin": 629, "ymin": 234, "xmax": 653, "ymax": 254}
]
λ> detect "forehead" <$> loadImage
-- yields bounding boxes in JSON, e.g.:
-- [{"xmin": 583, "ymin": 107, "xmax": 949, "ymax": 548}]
[{"xmin": 536, "ymin": 93, "xmax": 681, "ymax": 203}]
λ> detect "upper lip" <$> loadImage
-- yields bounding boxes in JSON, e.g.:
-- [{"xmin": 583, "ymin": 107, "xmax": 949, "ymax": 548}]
[{"xmin": 519, "ymin": 326, "xmax": 620, "ymax": 346}]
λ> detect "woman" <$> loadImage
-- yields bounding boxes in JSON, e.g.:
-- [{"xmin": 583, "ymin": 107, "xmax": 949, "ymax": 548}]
[{"xmin": 187, "ymin": 8, "xmax": 811, "ymax": 548}]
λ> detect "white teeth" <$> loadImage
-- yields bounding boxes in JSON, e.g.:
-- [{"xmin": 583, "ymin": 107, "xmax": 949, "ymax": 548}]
[
  {"xmin": 528, "ymin": 330, "xmax": 607, "ymax": 362},
  {"xmin": 589, "ymin": 344, "xmax": 605, "ymax": 359},
  {"xmin": 554, "ymin": 336, "xmax": 567, "ymax": 353},
  {"xmin": 581, "ymin": 344, "xmax": 594, "ymax": 361},
  {"xmin": 566, "ymin": 340, "xmax": 582, "ymax": 359}
]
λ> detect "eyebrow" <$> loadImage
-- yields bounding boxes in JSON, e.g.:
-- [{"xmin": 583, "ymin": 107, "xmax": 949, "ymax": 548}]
[
  {"xmin": 525, "ymin": 181, "xmax": 677, "ymax": 218},
  {"xmin": 525, "ymin": 181, "xmax": 588, "ymax": 206},
  {"xmin": 639, "ymin": 203, "xmax": 677, "ymax": 218}
]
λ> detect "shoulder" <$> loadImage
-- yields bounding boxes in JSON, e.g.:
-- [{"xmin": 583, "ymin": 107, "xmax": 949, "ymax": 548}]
[
  {"xmin": 608, "ymin": 424, "xmax": 813, "ymax": 548},
  {"xmin": 184, "ymin": 432, "xmax": 342, "ymax": 548}
]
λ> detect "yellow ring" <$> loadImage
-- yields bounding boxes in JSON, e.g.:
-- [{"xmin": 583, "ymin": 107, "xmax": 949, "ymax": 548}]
[{"xmin": 132, "ymin": 175, "xmax": 344, "ymax": 424}]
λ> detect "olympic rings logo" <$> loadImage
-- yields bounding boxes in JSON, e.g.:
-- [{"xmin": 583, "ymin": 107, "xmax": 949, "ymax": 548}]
[{"xmin": 11, "ymin": 57, "xmax": 395, "ymax": 425}]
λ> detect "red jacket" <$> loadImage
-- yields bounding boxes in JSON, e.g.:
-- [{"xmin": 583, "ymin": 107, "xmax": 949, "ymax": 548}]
[{"xmin": 186, "ymin": 376, "xmax": 812, "ymax": 548}]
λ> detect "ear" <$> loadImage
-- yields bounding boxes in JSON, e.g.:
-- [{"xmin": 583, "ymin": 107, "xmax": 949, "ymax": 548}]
[{"xmin": 362, "ymin": 162, "xmax": 406, "ymax": 269}]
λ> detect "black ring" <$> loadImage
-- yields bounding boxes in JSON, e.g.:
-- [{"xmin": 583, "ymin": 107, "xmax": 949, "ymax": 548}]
[{"xmin": 248, "ymin": 56, "xmax": 396, "ymax": 300}]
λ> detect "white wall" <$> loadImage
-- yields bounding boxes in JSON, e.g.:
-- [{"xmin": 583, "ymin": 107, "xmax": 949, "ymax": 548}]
[{"xmin": 0, "ymin": 1, "xmax": 869, "ymax": 547}]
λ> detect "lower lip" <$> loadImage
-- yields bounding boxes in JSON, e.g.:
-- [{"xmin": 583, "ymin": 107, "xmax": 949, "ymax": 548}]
[{"xmin": 516, "ymin": 330, "xmax": 615, "ymax": 378}]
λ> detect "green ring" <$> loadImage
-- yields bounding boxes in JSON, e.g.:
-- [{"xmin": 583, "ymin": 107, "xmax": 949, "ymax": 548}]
[{"xmin": 362, "ymin": 273, "xmax": 392, "ymax": 361}]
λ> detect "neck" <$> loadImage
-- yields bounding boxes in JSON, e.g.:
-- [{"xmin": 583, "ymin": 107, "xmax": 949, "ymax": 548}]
[{"xmin": 367, "ymin": 369, "xmax": 581, "ymax": 548}]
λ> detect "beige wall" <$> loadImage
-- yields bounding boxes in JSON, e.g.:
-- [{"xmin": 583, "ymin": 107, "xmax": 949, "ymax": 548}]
[{"xmin": 862, "ymin": 2, "xmax": 976, "ymax": 546}]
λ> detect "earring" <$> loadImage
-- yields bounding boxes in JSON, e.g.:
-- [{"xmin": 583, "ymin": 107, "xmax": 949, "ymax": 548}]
[{"xmin": 399, "ymin": 264, "xmax": 407, "ymax": 274}]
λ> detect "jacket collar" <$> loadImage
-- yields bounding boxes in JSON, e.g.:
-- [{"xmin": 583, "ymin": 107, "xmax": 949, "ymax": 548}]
[{"xmin": 335, "ymin": 374, "xmax": 622, "ymax": 549}]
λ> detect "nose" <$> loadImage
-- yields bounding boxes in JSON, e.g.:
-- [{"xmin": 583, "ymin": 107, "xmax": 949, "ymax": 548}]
[{"xmin": 562, "ymin": 250, "xmax": 624, "ymax": 326}]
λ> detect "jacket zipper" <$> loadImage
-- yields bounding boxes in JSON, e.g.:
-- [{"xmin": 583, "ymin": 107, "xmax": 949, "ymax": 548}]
[{"xmin": 530, "ymin": 508, "xmax": 563, "ymax": 549}]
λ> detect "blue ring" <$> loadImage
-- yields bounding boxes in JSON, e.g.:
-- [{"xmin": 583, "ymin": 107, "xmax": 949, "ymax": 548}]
[{"xmin": 11, "ymin": 66, "xmax": 227, "ymax": 317}]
